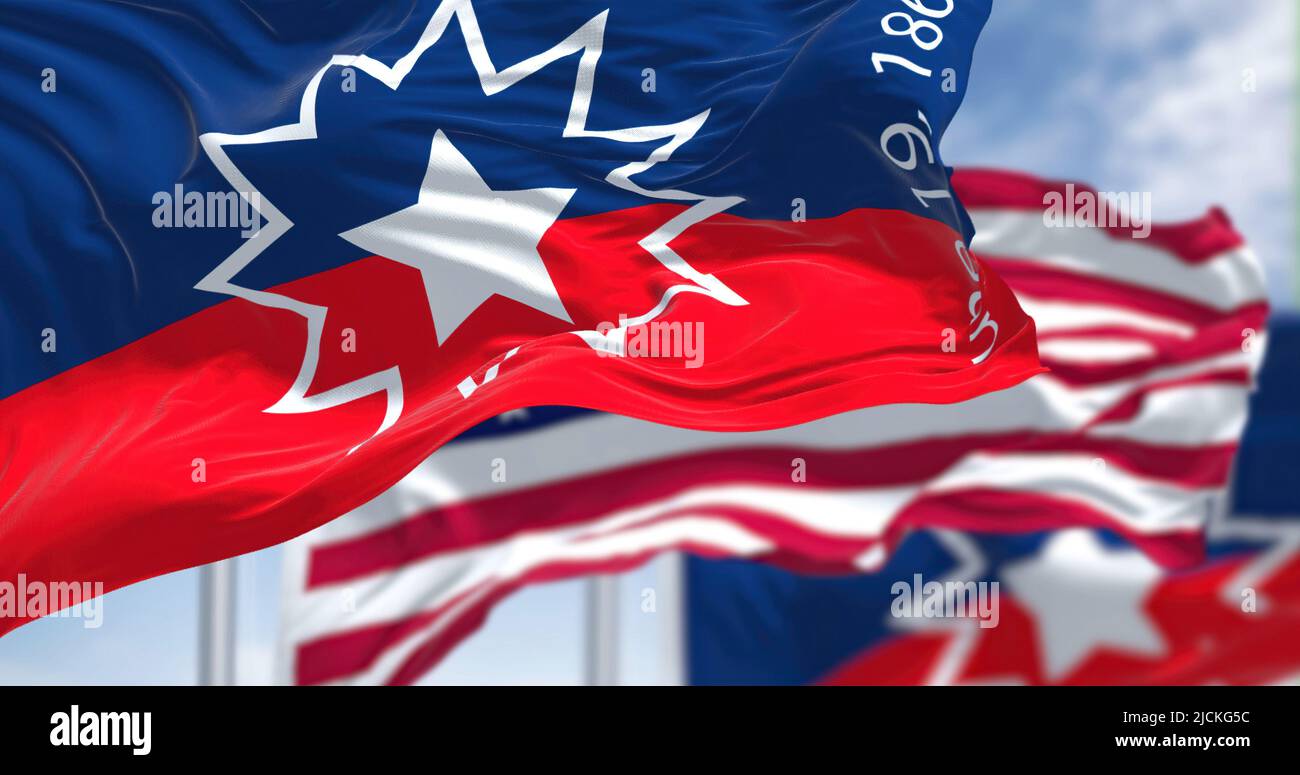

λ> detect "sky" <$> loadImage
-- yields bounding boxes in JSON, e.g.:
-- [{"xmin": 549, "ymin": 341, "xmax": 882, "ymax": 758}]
[
  {"xmin": 949, "ymin": 0, "xmax": 1296, "ymax": 304},
  {"xmin": 1, "ymin": 0, "xmax": 1294, "ymax": 685}
]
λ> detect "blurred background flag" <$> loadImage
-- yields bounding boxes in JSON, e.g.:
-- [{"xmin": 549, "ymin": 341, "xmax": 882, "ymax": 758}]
[
  {"xmin": 277, "ymin": 169, "xmax": 1267, "ymax": 685},
  {"xmin": 688, "ymin": 317, "xmax": 1300, "ymax": 685}
]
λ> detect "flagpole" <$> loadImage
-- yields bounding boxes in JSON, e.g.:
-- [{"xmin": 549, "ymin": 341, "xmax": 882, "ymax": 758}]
[
  {"xmin": 658, "ymin": 552, "xmax": 687, "ymax": 686},
  {"xmin": 583, "ymin": 575, "xmax": 619, "ymax": 686},
  {"xmin": 198, "ymin": 558, "xmax": 238, "ymax": 686}
]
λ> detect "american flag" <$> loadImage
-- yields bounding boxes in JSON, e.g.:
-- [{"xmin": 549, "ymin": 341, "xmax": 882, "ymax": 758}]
[{"xmin": 277, "ymin": 169, "xmax": 1267, "ymax": 685}]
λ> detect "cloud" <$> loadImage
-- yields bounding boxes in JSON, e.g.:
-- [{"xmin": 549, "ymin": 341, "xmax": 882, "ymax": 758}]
[{"xmin": 947, "ymin": 0, "xmax": 1295, "ymax": 307}]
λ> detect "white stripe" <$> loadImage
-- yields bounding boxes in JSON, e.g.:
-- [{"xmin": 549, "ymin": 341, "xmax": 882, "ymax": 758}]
[
  {"xmin": 1088, "ymin": 384, "xmax": 1250, "ymax": 446},
  {"xmin": 968, "ymin": 210, "xmax": 1267, "ymax": 310},
  {"xmin": 1038, "ymin": 338, "xmax": 1156, "ymax": 363},
  {"xmin": 289, "ymin": 436, "xmax": 1230, "ymax": 643},
  {"xmin": 287, "ymin": 483, "xmax": 918, "ymax": 640},
  {"xmin": 925, "ymin": 453, "xmax": 1218, "ymax": 534},
  {"xmin": 297, "ymin": 515, "xmax": 783, "ymax": 683},
  {"xmin": 305, "ymin": 350, "xmax": 1255, "ymax": 542},
  {"xmin": 291, "ymin": 462, "xmax": 1223, "ymax": 682},
  {"xmin": 1017, "ymin": 295, "xmax": 1196, "ymax": 339}
]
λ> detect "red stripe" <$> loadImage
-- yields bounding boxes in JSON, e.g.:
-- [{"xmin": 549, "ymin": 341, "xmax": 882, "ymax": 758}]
[
  {"xmin": 1037, "ymin": 311, "xmax": 1265, "ymax": 385},
  {"xmin": 304, "ymin": 438, "xmax": 971, "ymax": 588},
  {"xmin": 306, "ymin": 424, "xmax": 1241, "ymax": 588},
  {"xmin": 294, "ymin": 486, "xmax": 1210, "ymax": 684},
  {"xmin": 297, "ymin": 532, "xmax": 791, "ymax": 686},
  {"xmin": 891, "ymin": 488, "xmax": 1205, "ymax": 568},
  {"xmin": 382, "ymin": 539, "xmax": 758, "ymax": 686},
  {"xmin": 295, "ymin": 603, "xmax": 445, "ymax": 686},
  {"xmin": 952, "ymin": 168, "xmax": 1245, "ymax": 264},
  {"xmin": 1085, "ymin": 368, "xmax": 1251, "ymax": 426},
  {"xmin": 983, "ymin": 256, "xmax": 1267, "ymax": 328}
]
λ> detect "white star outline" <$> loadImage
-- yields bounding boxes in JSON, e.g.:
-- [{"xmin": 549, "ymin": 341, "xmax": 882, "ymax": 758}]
[{"xmin": 196, "ymin": 0, "xmax": 747, "ymax": 452}]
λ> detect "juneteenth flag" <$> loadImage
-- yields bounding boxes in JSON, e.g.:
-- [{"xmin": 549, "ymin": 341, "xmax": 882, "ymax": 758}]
[{"xmin": 0, "ymin": 0, "xmax": 1038, "ymax": 634}]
